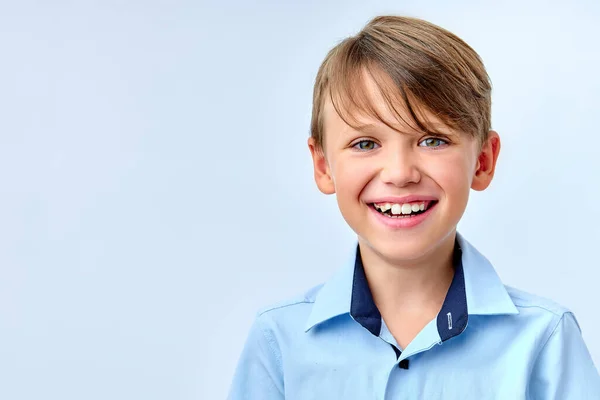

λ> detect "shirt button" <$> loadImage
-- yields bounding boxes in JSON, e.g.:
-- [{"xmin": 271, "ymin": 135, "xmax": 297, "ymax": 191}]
[{"xmin": 399, "ymin": 359, "xmax": 410, "ymax": 369}]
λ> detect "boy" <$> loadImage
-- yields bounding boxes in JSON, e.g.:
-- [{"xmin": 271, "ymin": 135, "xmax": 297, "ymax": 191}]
[{"xmin": 228, "ymin": 15, "xmax": 600, "ymax": 399}]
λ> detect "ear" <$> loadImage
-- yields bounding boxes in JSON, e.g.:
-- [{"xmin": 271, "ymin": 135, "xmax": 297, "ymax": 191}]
[
  {"xmin": 471, "ymin": 130, "xmax": 501, "ymax": 191},
  {"xmin": 308, "ymin": 137, "xmax": 335, "ymax": 195}
]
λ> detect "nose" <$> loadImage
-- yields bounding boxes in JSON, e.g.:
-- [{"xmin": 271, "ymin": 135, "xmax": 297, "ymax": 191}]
[{"xmin": 379, "ymin": 147, "xmax": 421, "ymax": 187}]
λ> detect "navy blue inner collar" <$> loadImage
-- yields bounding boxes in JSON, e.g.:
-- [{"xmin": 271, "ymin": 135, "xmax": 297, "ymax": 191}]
[
  {"xmin": 350, "ymin": 246, "xmax": 381, "ymax": 336},
  {"xmin": 350, "ymin": 240, "xmax": 468, "ymax": 342}
]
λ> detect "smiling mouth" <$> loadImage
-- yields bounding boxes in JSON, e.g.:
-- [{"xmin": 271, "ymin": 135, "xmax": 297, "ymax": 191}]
[{"xmin": 368, "ymin": 201, "xmax": 438, "ymax": 218}]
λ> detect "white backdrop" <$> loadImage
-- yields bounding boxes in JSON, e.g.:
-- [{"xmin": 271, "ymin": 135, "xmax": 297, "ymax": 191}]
[{"xmin": 0, "ymin": 1, "xmax": 598, "ymax": 399}]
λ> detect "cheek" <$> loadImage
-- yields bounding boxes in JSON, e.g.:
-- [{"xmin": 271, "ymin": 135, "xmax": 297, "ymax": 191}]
[
  {"xmin": 331, "ymin": 157, "xmax": 375, "ymax": 193},
  {"xmin": 426, "ymin": 155, "xmax": 474, "ymax": 197}
]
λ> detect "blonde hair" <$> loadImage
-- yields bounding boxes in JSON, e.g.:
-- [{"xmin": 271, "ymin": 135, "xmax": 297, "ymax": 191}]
[{"xmin": 310, "ymin": 16, "xmax": 492, "ymax": 150}]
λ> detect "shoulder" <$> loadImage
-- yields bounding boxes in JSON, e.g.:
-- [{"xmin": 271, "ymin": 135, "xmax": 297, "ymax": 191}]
[
  {"xmin": 515, "ymin": 288, "xmax": 600, "ymax": 396},
  {"xmin": 505, "ymin": 285, "xmax": 571, "ymax": 317},
  {"xmin": 253, "ymin": 283, "xmax": 324, "ymax": 327},
  {"xmin": 239, "ymin": 284, "xmax": 324, "ymax": 360},
  {"xmin": 257, "ymin": 283, "xmax": 323, "ymax": 315},
  {"xmin": 503, "ymin": 285, "xmax": 581, "ymax": 344}
]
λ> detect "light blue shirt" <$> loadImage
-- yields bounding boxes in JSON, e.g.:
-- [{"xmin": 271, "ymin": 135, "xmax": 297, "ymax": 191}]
[{"xmin": 228, "ymin": 233, "xmax": 600, "ymax": 399}]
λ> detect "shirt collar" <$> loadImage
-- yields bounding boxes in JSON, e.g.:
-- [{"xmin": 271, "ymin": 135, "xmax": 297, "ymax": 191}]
[
  {"xmin": 304, "ymin": 232, "xmax": 518, "ymax": 333},
  {"xmin": 459, "ymin": 233, "xmax": 519, "ymax": 316}
]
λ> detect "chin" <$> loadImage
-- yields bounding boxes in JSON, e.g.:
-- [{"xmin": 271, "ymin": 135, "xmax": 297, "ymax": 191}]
[{"xmin": 358, "ymin": 223, "xmax": 458, "ymax": 263}]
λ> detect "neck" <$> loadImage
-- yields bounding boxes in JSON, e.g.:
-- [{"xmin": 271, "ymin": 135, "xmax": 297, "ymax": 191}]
[{"xmin": 358, "ymin": 231, "xmax": 457, "ymax": 317}]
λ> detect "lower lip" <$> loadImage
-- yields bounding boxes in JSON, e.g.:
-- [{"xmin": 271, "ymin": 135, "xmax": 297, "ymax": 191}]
[{"xmin": 368, "ymin": 202, "xmax": 437, "ymax": 229}]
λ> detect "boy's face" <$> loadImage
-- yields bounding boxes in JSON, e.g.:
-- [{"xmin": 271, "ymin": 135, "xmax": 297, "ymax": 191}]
[{"xmin": 308, "ymin": 73, "xmax": 500, "ymax": 264}]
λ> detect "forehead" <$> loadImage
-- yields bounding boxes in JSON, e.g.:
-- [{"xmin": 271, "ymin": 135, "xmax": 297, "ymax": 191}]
[{"xmin": 322, "ymin": 70, "xmax": 452, "ymax": 137}]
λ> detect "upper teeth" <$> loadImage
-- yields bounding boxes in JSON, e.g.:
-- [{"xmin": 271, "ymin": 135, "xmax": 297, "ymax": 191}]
[{"xmin": 374, "ymin": 202, "xmax": 426, "ymax": 215}]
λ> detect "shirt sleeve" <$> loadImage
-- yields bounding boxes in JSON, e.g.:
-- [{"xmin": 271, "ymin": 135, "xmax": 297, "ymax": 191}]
[
  {"xmin": 227, "ymin": 314, "xmax": 285, "ymax": 400},
  {"xmin": 529, "ymin": 311, "xmax": 600, "ymax": 399}
]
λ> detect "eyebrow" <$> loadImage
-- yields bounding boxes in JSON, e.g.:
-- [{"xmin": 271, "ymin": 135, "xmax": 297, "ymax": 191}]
[{"xmin": 351, "ymin": 122, "xmax": 454, "ymax": 137}]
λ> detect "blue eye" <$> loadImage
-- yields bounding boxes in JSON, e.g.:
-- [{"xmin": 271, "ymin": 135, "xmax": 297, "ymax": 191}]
[
  {"xmin": 418, "ymin": 138, "xmax": 448, "ymax": 148},
  {"xmin": 353, "ymin": 140, "xmax": 379, "ymax": 151}
]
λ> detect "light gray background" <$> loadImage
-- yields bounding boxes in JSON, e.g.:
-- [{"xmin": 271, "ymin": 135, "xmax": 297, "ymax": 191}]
[{"xmin": 0, "ymin": 1, "xmax": 598, "ymax": 399}]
